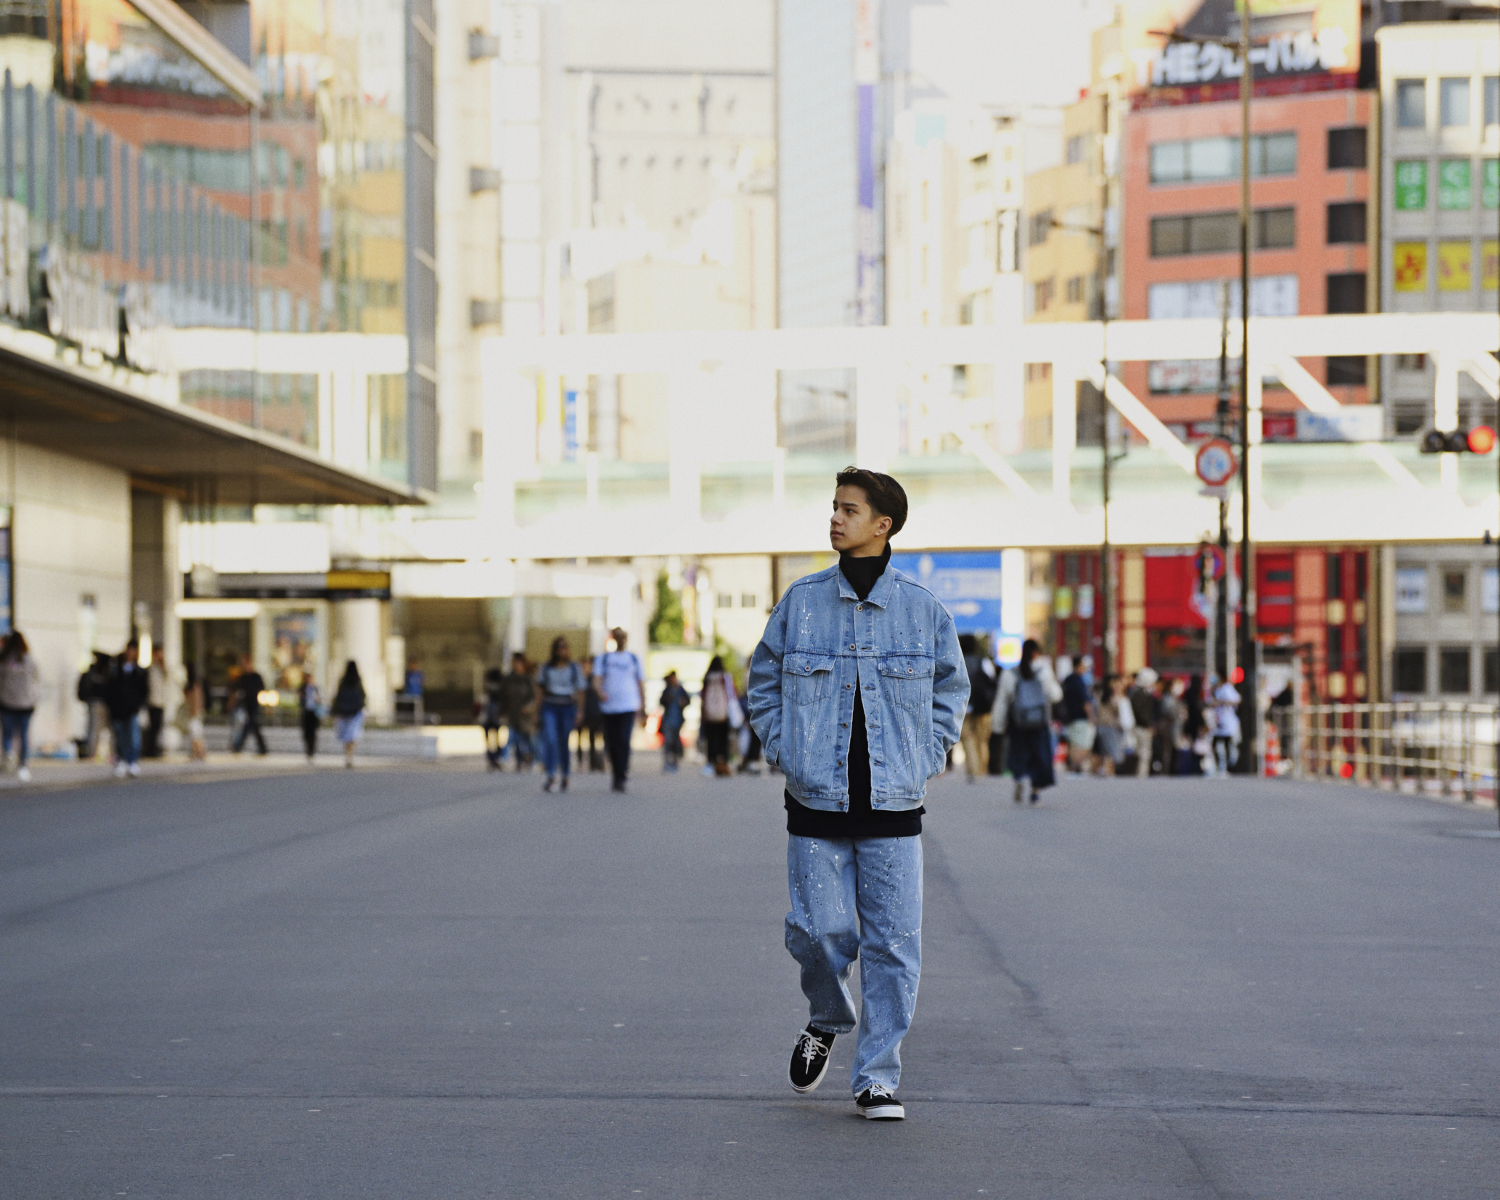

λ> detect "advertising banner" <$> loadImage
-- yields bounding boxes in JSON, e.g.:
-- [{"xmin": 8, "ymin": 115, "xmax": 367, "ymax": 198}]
[
  {"xmin": 1122, "ymin": 0, "xmax": 1360, "ymax": 109},
  {"xmin": 1392, "ymin": 242, "xmax": 1428, "ymax": 293},
  {"xmin": 1437, "ymin": 241, "xmax": 1472, "ymax": 292}
]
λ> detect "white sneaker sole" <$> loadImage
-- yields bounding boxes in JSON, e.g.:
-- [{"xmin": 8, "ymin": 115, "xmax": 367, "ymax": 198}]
[
  {"xmin": 789, "ymin": 1057, "xmax": 831, "ymax": 1093},
  {"xmin": 859, "ymin": 1102, "xmax": 905, "ymax": 1120}
]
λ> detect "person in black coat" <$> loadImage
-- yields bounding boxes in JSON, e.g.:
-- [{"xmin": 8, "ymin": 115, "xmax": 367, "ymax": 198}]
[
  {"xmin": 232, "ymin": 654, "xmax": 269, "ymax": 755},
  {"xmin": 103, "ymin": 642, "xmax": 150, "ymax": 777}
]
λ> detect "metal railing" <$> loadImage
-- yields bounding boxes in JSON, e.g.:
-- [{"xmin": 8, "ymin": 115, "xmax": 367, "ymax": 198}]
[{"xmin": 1269, "ymin": 702, "xmax": 1497, "ymax": 804}]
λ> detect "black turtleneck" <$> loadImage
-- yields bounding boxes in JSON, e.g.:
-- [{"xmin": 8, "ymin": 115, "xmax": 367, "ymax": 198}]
[{"xmin": 785, "ymin": 544, "xmax": 923, "ymax": 840}]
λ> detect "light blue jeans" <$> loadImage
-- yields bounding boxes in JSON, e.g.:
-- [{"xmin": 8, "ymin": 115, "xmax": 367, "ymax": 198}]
[
  {"xmin": 539, "ymin": 702, "xmax": 575, "ymax": 777},
  {"xmin": 786, "ymin": 835, "xmax": 923, "ymax": 1095}
]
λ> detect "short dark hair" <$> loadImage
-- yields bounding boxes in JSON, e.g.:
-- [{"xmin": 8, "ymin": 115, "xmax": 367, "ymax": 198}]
[{"xmin": 835, "ymin": 467, "xmax": 908, "ymax": 539}]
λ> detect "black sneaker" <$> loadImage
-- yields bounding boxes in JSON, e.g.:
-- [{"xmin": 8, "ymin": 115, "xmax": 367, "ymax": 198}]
[
  {"xmin": 855, "ymin": 1085, "xmax": 905, "ymax": 1120},
  {"xmin": 788, "ymin": 1025, "xmax": 836, "ymax": 1092}
]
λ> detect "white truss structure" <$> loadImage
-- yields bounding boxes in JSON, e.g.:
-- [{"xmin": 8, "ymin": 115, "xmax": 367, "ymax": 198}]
[{"xmin": 478, "ymin": 312, "xmax": 1500, "ymax": 559}]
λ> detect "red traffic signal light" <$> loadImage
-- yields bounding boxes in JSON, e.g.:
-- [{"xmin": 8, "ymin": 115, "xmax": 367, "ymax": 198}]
[{"xmin": 1421, "ymin": 427, "xmax": 1496, "ymax": 454}]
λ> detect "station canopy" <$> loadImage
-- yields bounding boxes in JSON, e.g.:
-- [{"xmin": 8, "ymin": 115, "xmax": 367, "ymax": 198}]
[{"xmin": 0, "ymin": 345, "xmax": 421, "ymax": 508}]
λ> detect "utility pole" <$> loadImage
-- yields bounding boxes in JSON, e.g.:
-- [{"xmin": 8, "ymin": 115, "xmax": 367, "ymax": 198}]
[
  {"xmin": 1097, "ymin": 86, "xmax": 1114, "ymax": 686},
  {"xmin": 1236, "ymin": 0, "xmax": 1258, "ymax": 773},
  {"xmin": 1216, "ymin": 281, "xmax": 1231, "ymax": 680}
]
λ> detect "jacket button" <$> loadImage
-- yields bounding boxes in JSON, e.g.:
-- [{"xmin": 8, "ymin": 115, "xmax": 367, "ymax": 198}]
[
  {"xmin": 856, "ymin": 604, "xmax": 863, "ymax": 611},
  {"xmin": 849, "ymin": 644, "xmax": 855, "ymax": 650},
  {"xmin": 841, "ymin": 723, "xmax": 848, "ymax": 728}
]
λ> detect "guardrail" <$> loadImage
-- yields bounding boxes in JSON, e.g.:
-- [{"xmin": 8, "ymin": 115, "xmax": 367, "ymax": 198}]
[{"xmin": 1269, "ymin": 702, "xmax": 1496, "ymax": 804}]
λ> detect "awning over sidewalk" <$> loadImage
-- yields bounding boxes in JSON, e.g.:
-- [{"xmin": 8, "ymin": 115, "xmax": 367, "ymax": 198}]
[{"xmin": 0, "ymin": 343, "xmax": 422, "ymax": 507}]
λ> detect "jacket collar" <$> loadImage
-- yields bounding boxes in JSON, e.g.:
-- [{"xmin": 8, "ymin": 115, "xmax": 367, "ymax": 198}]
[{"xmin": 833, "ymin": 552, "xmax": 897, "ymax": 609}]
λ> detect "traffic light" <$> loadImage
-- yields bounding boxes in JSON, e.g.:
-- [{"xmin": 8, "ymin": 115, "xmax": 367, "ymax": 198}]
[{"xmin": 1420, "ymin": 425, "xmax": 1497, "ymax": 454}]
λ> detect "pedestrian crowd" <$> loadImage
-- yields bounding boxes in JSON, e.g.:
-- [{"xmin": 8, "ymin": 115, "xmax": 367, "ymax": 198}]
[{"xmin": 956, "ymin": 638, "xmax": 1247, "ymax": 802}]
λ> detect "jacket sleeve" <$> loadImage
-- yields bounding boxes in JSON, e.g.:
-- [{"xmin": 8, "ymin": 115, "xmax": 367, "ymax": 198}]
[
  {"xmin": 745, "ymin": 600, "xmax": 788, "ymax": 766},
  {"xmin": 928, "ymin": 612, "xmax": 968, "ymax": 776}
]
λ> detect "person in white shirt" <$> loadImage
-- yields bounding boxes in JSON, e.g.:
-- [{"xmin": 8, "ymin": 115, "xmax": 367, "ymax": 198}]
[
  {"xmin": 1212, "ymin": 677, "xmax": 1241, "ymax": 774},
  {"xmin": 592, "ymin": 628, "xmax": 646, "ymax": 792}
]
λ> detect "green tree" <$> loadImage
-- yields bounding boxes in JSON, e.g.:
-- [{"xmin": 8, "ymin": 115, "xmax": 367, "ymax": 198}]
[{"xmin": 649, "ymin": 569, "xmax": 684, "ymax": 645}]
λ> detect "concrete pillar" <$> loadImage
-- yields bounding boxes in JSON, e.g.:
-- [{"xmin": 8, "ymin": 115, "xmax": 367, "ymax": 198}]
[{"xmin": 333, "ymin": 598, "xmax": 391, "ymax": 722}]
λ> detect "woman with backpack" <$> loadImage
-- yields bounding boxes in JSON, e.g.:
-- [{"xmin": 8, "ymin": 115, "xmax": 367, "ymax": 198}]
[
  {"xmin": 537, "ymin": 636, "xmax": 587, "ymax": 792},
  {"xmin": 330, "ymin": 661, "xmax": 367, "ymax": 769},
  {"xmin": 993, "ymin": 638, "xmax": 1063, "ymax": 805},
  {"xmin": 699, "ymin": 655, "xmax": 737, "ymax": 777}
]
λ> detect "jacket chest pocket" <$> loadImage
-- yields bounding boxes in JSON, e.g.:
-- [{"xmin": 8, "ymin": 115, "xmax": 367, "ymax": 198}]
[
  {"xmin": 878, "ymin": 655, "xmax": 934, "ymax": 714},
  {"xmin": 783, "ymin": 652, "xmax": 836, "ymax": 707}
]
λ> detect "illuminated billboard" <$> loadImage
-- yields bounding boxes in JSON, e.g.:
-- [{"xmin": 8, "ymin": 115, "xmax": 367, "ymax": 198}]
[{"xmin": 1123, "ymin": 0, "xmax": 1360, "ymax": 108}]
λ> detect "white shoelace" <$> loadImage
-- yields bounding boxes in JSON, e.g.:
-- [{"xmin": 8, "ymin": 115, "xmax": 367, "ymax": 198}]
[
  {"xmin": 796, "ymin": 1032, "xmax": 830, "ymax": 1070},
  {"xmin": 864, "ymin": 1083, "xmax": 894, "ymax": 1100}
]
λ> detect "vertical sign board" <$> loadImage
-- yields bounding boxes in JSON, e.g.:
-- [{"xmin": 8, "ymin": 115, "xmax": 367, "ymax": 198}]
[
  {"xmin": 891, "ymin": 551, "xmax": 1005, "ymax": 656},
  {"xmin": 854, "ymin": 0, "xmax": 878, "ymax": 326}
]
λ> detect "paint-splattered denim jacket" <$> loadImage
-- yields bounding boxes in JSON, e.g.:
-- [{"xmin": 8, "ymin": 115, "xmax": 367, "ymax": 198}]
[{"xmin": 746, "ymin": 563, "xmax": 968, "ymax": 811}]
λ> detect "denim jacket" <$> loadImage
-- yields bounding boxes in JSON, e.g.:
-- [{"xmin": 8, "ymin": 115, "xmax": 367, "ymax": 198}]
[{"xmin": 746, "ymin": 563, "xmax": 968, "ymax": 812}]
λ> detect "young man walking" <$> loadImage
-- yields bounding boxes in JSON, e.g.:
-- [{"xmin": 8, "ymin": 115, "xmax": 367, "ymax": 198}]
[
  {"xmin": 747, "ymin": 467, "xmax": 967, "ymax": 1121},
  {"xmin": 593, "ymin": 628, "xmax": 645, "ymax": 792}
]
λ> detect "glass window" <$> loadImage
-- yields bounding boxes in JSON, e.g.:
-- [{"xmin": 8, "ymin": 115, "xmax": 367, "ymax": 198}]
[
  {"xmin": 1065, "ymin": 135, "xmax": 1085, "ymax": 166},
  {"xmin": 1487, "ymin": 77, "xmax": 1499, "ymax": 127},
  {"xmin": 1392, "ymin": 647, "xmax": 1426, "ymax": 694},
  {"xmin": 1260, "ymin": 132, "xmax": 1297, "ymax": 176},
  {"xmin": 1255, "ymin": 207, "xmax": 1295, "ymax": 250},
  {"xmin": 1442, "ymin": 569, "xmax": 1467, "ymax": 613},
  {"xmin": 740, "ymin": 593, "xmax": 758, "ymax": 609},
  {"xmin": 1188, "ymin": 136, "xmax": 1235, "ymax": 180},
  {"xmin": 1440, "ymin": 78, "xmax": 1471, "ymax": 128},
  {"xmin": 1438, "ymin": 647, "xmax": 1471, "ymax": 695},
  {"xmin": 1327, "ymin": 356, "xmax": 1366, "ymax": 386},
  {"xmin": 1150, "ymin": 141, "xmax": 1186, "ymax": 183},
  {"xmin": 1326, "ymin": 273, "xmax": 1367, "ymax": 314},
  {"xmin": 1396, "ymin": 79, "xmax": 1426, "ymax": 128},
  {"xmin": 1437, "ymin": 159, "xmax": 1471, "ymax": 210},
  {"xmin": 1483, "ymin": 160, "xmax": 1499, "ymax": 210},
  {"xmin": 715, "ymin": 593, "xmax": 733, "ymax": 609},
  {"xmin": 1486, "ymin": 647, "xmax": 1499, "ymax": 694},
  {"xmin": 1327, "ymin": 127, "xmax": 1366, "ymax": 169},
  {"xmin": 1326, "ymin": 201, "xmax": 1367, "ymax": 244},
  {"xmin": 1150, "ymin": 216, "xmax": 1189, "ymax": 256}
]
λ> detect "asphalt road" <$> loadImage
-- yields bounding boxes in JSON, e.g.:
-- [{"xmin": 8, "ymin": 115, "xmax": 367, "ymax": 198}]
[{"xmin": 2, "ymin": 761, "xmax": 1496, "ymax": 1199}]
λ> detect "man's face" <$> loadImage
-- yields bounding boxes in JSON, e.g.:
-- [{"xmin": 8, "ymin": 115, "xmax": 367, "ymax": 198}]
[{"xmin": 829, "ymin": 485, "xmax": 890, "ymax": 557}]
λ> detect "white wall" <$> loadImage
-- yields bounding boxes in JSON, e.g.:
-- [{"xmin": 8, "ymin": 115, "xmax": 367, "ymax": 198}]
[{"xmin": 4, "ymin": 445, "xmax": 132, "ymax": 750}]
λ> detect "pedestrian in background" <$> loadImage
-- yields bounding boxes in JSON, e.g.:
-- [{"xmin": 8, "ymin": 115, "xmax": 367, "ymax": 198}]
[
  {"xmin": 578, "ymin": 671, "xmax": 605, "ymax": 773},
  {"xmin": 996, "ymin": 638, "xmax": 1062, "ymax": 804},
  {"xmin": 538, "ymin": 636, "xmax": 586, "ymax": 793},
  {"xmin": 331, "ymin": 660, "xmax": 367, "ymax": 768},
  {"xmin": 143, "ymin": 646, "xmax": 169, "ymax": 758},
  {"xmin": 593, "ymin": 628, "xmax": 645, "ymax": 793},
  {"xmin": 1060, "ymin": 655, "xmax": 1096, "ymax": 774},
  {"xmin": 499, "ymin": 653, "xmax": 538, "ymax": 771},
  {"xmin": 104, "ymin": 641, "xmax": 149, "ymax": 778},
  {"xmin": 699, "ymin": 655, "xmax": 736, "ymax": 777},
  {"xmin": 1128, "ymin": 669, "xmax": 1158, "ymax": 777},
  {"xmin": 480, "ymin": 666, "xmax": 505, "ymax": 770},
  {"xmin": 0, "ymin": 631, "xmax": 40, "ymax": 782},
  {"xmin": 1211, "ymin": 675, "xmax": 1242, "ymax": 774},
  {"xmin": 959, "ymin": 633, "xmax": 998, "ymax": 781},
  {"xmin": 658, "ymin": 669, "xmax": 690, "ymax": 772},
  {"xmin": 1181, "ymin": 673, "xmax": 1208, "ymax": 776},
  {"xmin": 1091, "ymin": 675, "xmax": 1132, "ymax": 776},
  {"xmin": 77, "ymin": 651, "xmax": 111, "ymax": 760},
  {"xmin": 184, "ymin": 665, "xmax": 207, "ymax": 761},
  {"xmin": 230, "ymin": 654, "xmax": 268, "ymax": 756},
  {"xmin": 299, "ymin": 672, "xmax": 323, "ymax": 763}
]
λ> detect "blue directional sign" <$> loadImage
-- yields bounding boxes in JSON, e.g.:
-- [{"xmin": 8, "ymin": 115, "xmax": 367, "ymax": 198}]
[{"xmin": 891, "ymin": 551, "xmax": 1004, "ymax": 640}]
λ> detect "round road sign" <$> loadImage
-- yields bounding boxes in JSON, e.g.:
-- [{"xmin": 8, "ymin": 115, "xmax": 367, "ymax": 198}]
[{"xmin": 1195, "ymin": 438, "xmax": 1237, "ymax": 487}]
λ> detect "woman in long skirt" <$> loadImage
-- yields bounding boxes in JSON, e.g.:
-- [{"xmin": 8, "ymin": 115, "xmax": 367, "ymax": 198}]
[{"xmin": 993, "ymin": 639, "xmax": 1063, "ymax": 804}]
